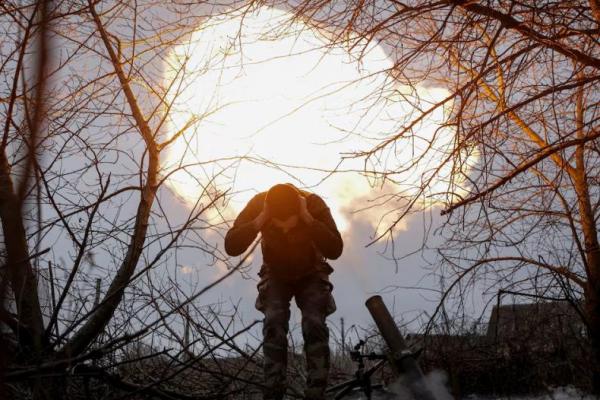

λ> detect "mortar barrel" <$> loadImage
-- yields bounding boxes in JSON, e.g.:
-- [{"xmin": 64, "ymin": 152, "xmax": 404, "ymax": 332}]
[{"xmin": 365, "ymin": 295, "xmax": 437, "ymax": 400}]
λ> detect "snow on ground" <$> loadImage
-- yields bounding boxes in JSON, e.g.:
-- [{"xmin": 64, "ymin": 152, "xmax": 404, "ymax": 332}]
[
  {"xmin": 465, "ymin": 386, "xmax": 597, "ymax": 400},
  {"xmin": 342, "ymin": 370, "xmax": 597, "ymax": 400}
]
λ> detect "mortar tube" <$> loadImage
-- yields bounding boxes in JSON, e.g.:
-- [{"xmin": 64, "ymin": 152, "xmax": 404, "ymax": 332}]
[{"xmin": 365, "ymin": 295, "xmax": 437, "ymax": 400}]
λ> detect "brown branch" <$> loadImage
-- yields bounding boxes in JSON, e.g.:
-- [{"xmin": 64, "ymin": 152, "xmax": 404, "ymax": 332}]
[
  {"xmin": 44, "ymin": 175, "xmax": 111, "ymax": 340},
  {"xmin": 59, "ymin": 0, "xmax": 160, "ymax": 358},
  {"xmin": 0, "ymin": 0, "xmax": 49, "ymax": 355},
  {"xmin": 442, "ymin": 130, "xmax": 600, "ymax": 215},
  {"xmin": 445, "ymin": 43, "xmax": 580, "ymax": 178},
  {"xmin": 426, "ymin": 256, "xmax": 587, "ymax": 336},
  {"xmin": 590, "ymin": 0, "xmax": 600, "ymax": 25},
  {"xmin": 572, "ymin": 77, "xmax": 600, "ymax": 288},
  {"xmin": 1, "ymin": 3, "xmax": 37, "ymax": 150},
  {"xmin": 53, "ymin": 188, "xmax": 227, "ymax": 347},
  {"xmin": 73, "ymin": 364, "xmax": 212, "ymax": 400},
  {"xmin": 450, "ymin": 0, "xmax": 600, "ymax": 70}
]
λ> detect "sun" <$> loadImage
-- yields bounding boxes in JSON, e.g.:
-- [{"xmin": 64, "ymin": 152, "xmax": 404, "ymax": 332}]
[{"xmin": 162, "ymin": 6, "xmax": 470, "ymax": 233}]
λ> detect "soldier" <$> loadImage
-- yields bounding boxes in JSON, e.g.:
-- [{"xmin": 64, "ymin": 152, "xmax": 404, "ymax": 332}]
[{"xmin": 225, "ymin": 183, "xmax": 343, "ymax": 400}]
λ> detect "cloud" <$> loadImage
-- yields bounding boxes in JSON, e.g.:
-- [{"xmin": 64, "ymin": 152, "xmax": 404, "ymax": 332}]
[
  {"xmin": 160, "ymin": 4, "xmax": 474, "ymax": 238},
  {"xmin": 153, "ymin": 3, "xmax": 482, "ymax": 348}
]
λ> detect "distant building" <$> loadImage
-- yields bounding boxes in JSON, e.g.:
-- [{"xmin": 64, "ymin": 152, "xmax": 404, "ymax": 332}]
[
  {"xmin": 485, "ymin": 301, "xmax": 586, "ymax": 351},
  {"xmin": 403, "ymin": 301, "xmax": 591, "ymax": 395},
  {"xmin": 486, "ymin": 301, "xmax": 585, "ymax": 338}
]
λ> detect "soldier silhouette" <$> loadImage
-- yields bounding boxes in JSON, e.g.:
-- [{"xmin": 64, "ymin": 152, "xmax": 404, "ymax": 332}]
[{"xmin": 225, "ymin": 183, "xmax": 343, "ymax": 400}]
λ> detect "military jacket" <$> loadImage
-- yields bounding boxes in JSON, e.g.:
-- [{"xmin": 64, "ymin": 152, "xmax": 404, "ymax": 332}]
[{"xmin": 224, "ymin": 191, "xmax": 343, "ymax": 281}]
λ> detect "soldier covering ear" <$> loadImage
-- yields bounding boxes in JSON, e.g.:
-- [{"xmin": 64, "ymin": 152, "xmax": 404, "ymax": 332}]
[{"xmin": 225, "ymin": 183, "xmax": 343, "ymax": 400}]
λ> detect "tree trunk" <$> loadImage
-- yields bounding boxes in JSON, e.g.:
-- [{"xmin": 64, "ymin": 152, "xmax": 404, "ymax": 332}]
[
  {"xmin": 585, "ymin": 286, "xmax": 600, "ymax": 393},
  {"xmin": 0, "ymin": 153, "xmax": 45, "ymax": 354},
  {"xmin": 56, "ymin": 1, "xmax": 160, "ymax": 358},
  {"xmin": 574, "ymin": 83, "xmax": 600, "ymax": 394}
]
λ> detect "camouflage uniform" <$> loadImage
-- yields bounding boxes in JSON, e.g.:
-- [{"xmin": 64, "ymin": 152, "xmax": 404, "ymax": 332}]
[
  {"xmin": 224, "ymin": 189, "xmax": 343, "ymax": 400},
  {"xmin": 256, "ymin": 266, "xmax": 337, "ymax": 400}
]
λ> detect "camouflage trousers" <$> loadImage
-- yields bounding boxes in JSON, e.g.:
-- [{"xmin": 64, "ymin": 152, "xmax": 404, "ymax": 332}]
[{"xmin": 255, "ymin": 270, "xmax": 336, "ymax": 400}]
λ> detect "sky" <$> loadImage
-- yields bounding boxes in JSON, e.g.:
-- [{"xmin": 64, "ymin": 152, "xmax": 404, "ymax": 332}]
[
  {"xmin": 24, "ymin": 0, "xmax": 486, "ymax": 353},
  {"xmin": 154, "ymin": 4, "xmax": 480, "ymax": 348},
  {"xmin": 5, "ymin": 4, "xmax": 595, "ymax": 397}
]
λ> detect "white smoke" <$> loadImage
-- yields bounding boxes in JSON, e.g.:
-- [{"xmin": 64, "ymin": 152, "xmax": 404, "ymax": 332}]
[
  {"xmin": 337, "ymin": 369, "xmax": 452, "ymax": 400},
  {"xmin": 469, "ymin": 386, "xmax": 598, "ymax": 400},
  {"xmin": 341, "ymin": 370, "xmax": 595, "ymax": 400},
  {"xmin": 388, "ymin": 369, "xmax": 453, "ymax": 400}
]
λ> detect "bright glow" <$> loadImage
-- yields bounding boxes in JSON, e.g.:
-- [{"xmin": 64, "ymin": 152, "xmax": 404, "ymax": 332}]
[{"xmin": 162, "ymin": 7, "xmax": 472, "ymax": 234}]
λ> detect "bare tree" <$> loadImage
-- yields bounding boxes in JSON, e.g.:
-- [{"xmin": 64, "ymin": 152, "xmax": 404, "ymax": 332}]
[
  {"xmin": 4, "ymin": 0, "xmax": 600, "ymax": 396},
  {"xmin": 1, "ymin": 1, "xmax": 267, "ymax": 398},
  {"xmin": 273, "ymin": 0, "xmax": 600, "ymax": 392}
]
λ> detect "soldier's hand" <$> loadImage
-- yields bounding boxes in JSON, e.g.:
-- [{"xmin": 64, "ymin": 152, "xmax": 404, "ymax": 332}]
[
  {"xmin": 253, "ymin": 200, "xmax": 271, "ymax": 230},
  {"xmin": 298, "ymin": 195, "xmax": 314, "ymax": 224}
]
